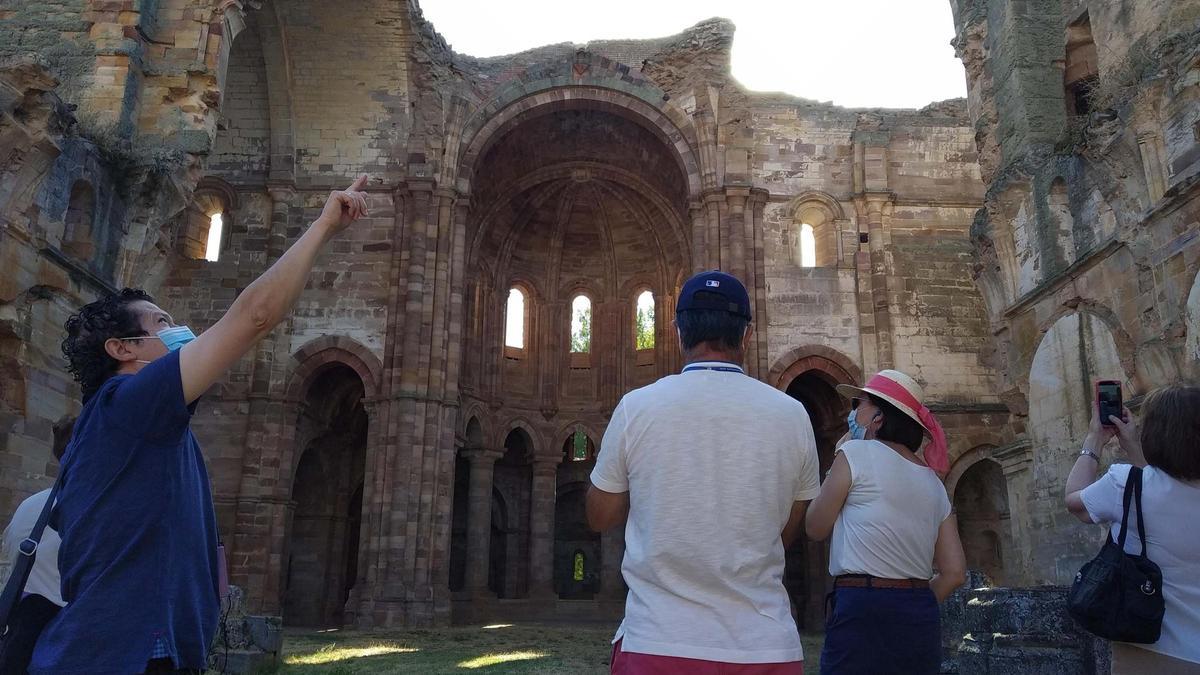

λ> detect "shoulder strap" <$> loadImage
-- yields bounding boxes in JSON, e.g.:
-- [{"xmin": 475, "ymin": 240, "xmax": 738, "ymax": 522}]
[
  {"xmin": 1131, "ymin": 466, "xmax": 1149, "ymax": 556},
  {"xmin": 1115, "ymin": 464, "xmax": 1137, "ymax": 549},
  {"xmin": 0, "ymin": 476, "xmax": 62, "ymax": 629}
]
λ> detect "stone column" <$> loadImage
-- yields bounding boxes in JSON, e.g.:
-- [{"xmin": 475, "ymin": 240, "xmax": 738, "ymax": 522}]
[
  {"xmin": 725, "ymin": 188, "xmax": 749, "ymax": 282},
  {"xmin": 528, "ymin": 457, "xmax": 559, "ymax": 599},
  {"xmin": 865, "ymin": 195, "xmax": 894, "ymax": 370},
  {"xmin": 463, "ymin": 449, "xmax": 502, "ymax": 596}
]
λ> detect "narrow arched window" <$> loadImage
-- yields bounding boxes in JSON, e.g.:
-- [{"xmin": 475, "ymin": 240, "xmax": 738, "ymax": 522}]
[
  {"xmin": 570, "ymin": 295, "xmax": 591, "ymax": 353},
  {"xmin": 573, "ymin": 551, "xmax": 585, "ymax": 582},
  {"xmin": 635, "ymin": 290, "xmax": 655, "ymax": 350},
  {"xmin": 205, "ymin": 213, "xmax": 224, "ymax": 262},
  {"xmin": 505, "ymin": 288, "xmax": 525, "ymax": 349},
  {"xmin": 571, "ymin": 430, "xmax": 589, "ymax": 462},
  {"xmin": 63, "ymin": 180, "xmax": 96, "ymax": 262},
  {"xmin": 799, "ymin": 223, "xmax": 816, "ymax": 268}
]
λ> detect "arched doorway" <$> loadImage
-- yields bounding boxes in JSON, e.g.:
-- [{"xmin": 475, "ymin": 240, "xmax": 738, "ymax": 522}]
[
  {"xmin": 449, "ymin": 417, "xmax": 484, "ymax": 594},
  {"xmin": 953, "ymin": 459, "xmax": 1011, "ymax": 585},
  {"xmin": 490, "ymin": 428, "xmax": 533, "ymax": 598},
  {"xmin": 556, "ymin": 430, "xmax": 600, "ymax": 599},
  {"xmin": 283, "ymin": 365, "xmax": 367, "ymax": 627},
  {"xmin": 782, "ymin": 367, "xmax": 849, "ymax": 631}
]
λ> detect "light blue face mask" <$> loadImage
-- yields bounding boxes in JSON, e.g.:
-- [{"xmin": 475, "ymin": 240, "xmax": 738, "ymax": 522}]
[
  {"xmin": 846, "ymin": 406, "xmax": 879, "ymax": 441},
  {"xmin": 156, "ymin": 325, "xmax": 197, "ymax": 352},
  {"xmin": 120, "ymin": 325, "xmax": 197, "ymax": 363}
]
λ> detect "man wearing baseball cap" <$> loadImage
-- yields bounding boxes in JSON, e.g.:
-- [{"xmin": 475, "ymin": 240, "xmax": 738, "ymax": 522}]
[{"xmin": 588, "ymin": 270, "xmax": 819, "ymax": 674}]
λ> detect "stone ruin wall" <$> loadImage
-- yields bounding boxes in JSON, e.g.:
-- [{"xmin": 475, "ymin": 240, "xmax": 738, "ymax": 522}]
[
  {"xmin": 951, "ymin": 0, "xmax": 1200, "ymax": 585},
  {"xmin": 5, "ymin": 0, "xmax": 1192, "ymax": 631}
]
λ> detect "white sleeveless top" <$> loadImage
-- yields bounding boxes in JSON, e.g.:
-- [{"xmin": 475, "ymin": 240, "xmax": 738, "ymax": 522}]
[{"xmin": 829, "ymin": 440, "xmax": 951, "ymax": 579}]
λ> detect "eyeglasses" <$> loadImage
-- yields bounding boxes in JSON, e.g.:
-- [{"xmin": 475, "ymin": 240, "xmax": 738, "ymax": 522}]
[{"xmin": 850, "ymin": 397, "xmax": 861, "ymax": 410}]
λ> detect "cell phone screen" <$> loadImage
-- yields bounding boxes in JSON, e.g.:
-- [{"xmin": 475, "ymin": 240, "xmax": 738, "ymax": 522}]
[{"xmin": 1098, "ymin": 382, "xmax": 1122, "ymax": 425}]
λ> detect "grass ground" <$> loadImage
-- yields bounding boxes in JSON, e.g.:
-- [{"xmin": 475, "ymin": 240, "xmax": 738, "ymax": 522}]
[{"xmin": 269, "ymin": 624, "xmax": 824, "ymax": 674}]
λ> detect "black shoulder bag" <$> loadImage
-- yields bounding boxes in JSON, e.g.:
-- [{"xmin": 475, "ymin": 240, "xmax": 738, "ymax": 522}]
[
  {"xmin": 1067, "ymin": 465, "xmax": 1165, "ymax": 643},
  {"xmin": 0, "ymin": 478, "xmax": 63, "ymax": 674}
]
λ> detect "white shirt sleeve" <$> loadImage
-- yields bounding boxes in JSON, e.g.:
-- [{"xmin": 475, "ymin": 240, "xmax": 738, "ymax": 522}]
[
  {"xmin": 794, "ymin": 415, "xmax": 821, "ymax": 502},
  {"xmin": 591, "ymin": 399, "xmax": 630, "ymax": 494},
  {"xmin": 1080, "ymin": 463, "xmax": 1132, "ymax": 525}
]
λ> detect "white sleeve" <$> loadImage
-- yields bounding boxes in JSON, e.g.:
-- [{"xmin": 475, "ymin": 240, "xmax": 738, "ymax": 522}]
[
  {"xmin": 590, "ymin": 399, "xmax": 630, "ymax": 494},
  {"xmin": 1080, "ymin": 464, "xmax": 1132, "ymax": 525},
  {"xmin": 794, "ymin": 415, "xmax": 821, "ymax": 502}
]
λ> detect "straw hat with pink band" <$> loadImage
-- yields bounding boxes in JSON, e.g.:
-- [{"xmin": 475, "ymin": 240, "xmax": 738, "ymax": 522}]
[{"xmin": 835, "ymin": 369, "xmax": 950, "ymax": 475}]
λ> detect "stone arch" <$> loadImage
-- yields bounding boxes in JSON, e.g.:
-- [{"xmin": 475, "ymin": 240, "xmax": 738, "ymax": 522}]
[
  {"xmin": 471, "ymin": 163, "xmax": 689, "ymax": 282},
  {"xmin": 1027, "ymin": 310, "xmax": 1129, "ymax": 583},
  {"xmin": 769, "ymin": 345, "xmax": 863, "ymax": 392},
  {"xmin": 947, "ymin": 451, "xmax": 1011, "ymax": 585},
  {"xmin": 554, "ymin": 420, "xmax": 602, "ymax": 456},
  {"xmin": 178, "ymin": 176, "xmax": 238, "ymax": 261},
  {"xmin": 787, "ymin": 191, "xmax": 845, "ymax": 269},
  {"xmin": 1036, "ymin": 302, "xmax": 1139, "ymax": 392},
  {"xmin": 458, "ymin": 83, "xmax": 702, "ymax": 197},
  {"xmin": 458, "ymin": 403, "xmax": 491, "ymax": 448},
  {"xmin": 773, "ymin": 347, "xmax": 859, "ymax": 632},
  {"xmin": 283, "ymin": 362, "xmax": 368, "ymax": 627},
  {"xmin": 499, "ymin": 418, "xmax": 542, "ymax": 458},
  {"xmin": 285, "ymin": 335, "xmax": 383, "ymax": 402},
  {"xmin": 944, "ymin": 444, "xmax": 999, "ymax": 499}
]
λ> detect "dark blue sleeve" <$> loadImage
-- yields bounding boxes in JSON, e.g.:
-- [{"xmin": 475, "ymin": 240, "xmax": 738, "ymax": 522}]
[{"xmin": 104, "ymin": 349, "xmax": 192, "ymax": 440}]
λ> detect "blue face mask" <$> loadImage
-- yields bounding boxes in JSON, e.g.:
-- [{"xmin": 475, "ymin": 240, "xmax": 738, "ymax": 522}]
[
  {"xmin": 120, "ymin": 325, "xmax": 197, "ymax": 361},
  {"xmin": 156, "ymin": 325, "xmax": 197, "ymax": 352},
  {"xmin": 846, "ymin": 407, "xmax": 878, "ymax": 441}
]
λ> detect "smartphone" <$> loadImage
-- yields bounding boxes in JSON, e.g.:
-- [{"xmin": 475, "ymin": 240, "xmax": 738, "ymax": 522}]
[{"xmin": 1096, "ymin": 380, "xmax": 1122, "ymax": 426}]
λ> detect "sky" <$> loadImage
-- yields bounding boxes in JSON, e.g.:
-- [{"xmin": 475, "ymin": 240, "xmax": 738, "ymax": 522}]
[{"xmin": 420, "ymin": 0, "xmax": 967, "ymax": 109}]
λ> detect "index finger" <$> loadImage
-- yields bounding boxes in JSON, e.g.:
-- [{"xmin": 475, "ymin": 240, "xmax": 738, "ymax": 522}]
[{"xmin": 348, "ymin": 174, "xmax": 368, "ymax": 192}]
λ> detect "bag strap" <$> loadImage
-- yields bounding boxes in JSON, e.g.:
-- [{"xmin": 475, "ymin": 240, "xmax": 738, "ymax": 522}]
[
  {"xmin": 1115, "ymin": 464, "xmax": 1137, "ymax": 549},
  {"xmin": 0, "ymin": 475, "xmax": 62, "ymax": 630},
  {"xmin": 1131, "ymin": 465, "xmax": 1149, "ymax": 557}
]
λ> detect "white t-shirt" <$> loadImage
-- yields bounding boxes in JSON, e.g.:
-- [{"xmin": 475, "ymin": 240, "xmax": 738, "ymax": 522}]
[
  {"xmin": 1081, "ymin": 464, "xmax": 1200, "ymax": 664},
  {"xmin": 0, "ymin": 488, "xmax": 65, "ymax": 606},
  {"xmin": 828, "ymin": 440, "xmax": 951, "ymax": 579},
  {"xmin": 590, "ymin": 362, "xmax": 821, "ymax": 664}
]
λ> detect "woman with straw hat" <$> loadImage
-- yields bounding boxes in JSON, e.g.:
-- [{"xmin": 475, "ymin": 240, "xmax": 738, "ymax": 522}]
[{"xmin": 805, "ymin": 369, "xmax": 966, "ymax": 674}]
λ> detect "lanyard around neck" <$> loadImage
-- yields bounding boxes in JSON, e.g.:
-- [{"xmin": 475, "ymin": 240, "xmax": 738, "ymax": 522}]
[{"xmin": 682, "ymin": 363, "xmax": 744, "ymax": 374}]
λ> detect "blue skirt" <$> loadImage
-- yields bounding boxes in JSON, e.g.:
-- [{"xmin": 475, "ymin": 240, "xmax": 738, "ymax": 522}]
[{"xmin": 820, "ymin": 586, "xmax": 941, "ymax": 674}]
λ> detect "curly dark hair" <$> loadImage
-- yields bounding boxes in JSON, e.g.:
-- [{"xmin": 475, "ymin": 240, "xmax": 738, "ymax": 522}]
[{"xmin": 62, "ymin": 288, "xmax": 156, "ymax": 399}]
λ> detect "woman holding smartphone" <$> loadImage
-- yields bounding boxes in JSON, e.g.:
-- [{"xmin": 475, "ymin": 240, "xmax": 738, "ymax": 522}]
[
  {"xmin": 1065, "ymin": 384, "xmax": 1200, "ymax": 673},
  {"xmin": 805, "ymin": 369, "xmax": 966, "ymax": 674}
]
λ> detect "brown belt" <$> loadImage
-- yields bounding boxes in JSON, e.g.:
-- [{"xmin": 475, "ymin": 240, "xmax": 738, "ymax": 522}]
[{"xmin": 834, "ymin": 574, "xmax": 929, "ymax": 589}]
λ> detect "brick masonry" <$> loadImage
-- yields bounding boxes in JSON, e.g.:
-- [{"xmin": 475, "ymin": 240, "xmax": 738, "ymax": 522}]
[{"xmin": 3, "ymin": 0, "xmax": 1192, "ymax": 631}]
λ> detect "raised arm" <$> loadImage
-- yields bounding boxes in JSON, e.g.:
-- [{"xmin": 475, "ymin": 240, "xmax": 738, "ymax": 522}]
[
  {"xmin": 178, "ymin": 176, "xmax": 369, "ymax": 403},
  {"xmin": 805, "ymin": 452, "xmax": 851, "ymax": 541}
]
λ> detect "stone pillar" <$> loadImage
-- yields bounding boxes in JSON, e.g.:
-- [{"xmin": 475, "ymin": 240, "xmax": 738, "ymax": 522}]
[
  {"xmin": 528, "ymin": 457, "xmax": 559, "ymax": 599},
  {"xmin": 865, "ymin": 195, "xmax": 894, "ymax": 370},
  {"xmin": 463, "ymin": 449, "xmax": 502, "ymax": 596},
  {"xmin": 725, "ymin": 188, "xmax": 749, "ymax": 282},
  {"xmin": 689, "ymin": 201, "xmax": 706, "ymax": 273},
  {"xmin": 704, "ymin": 191, "xmax": 723, "ymax": 270}
]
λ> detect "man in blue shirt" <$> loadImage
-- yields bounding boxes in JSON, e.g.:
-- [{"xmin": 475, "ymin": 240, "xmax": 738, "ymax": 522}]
[{"xmin": 31, "ymin": 176, "xmax": 370, "ymax": 674}]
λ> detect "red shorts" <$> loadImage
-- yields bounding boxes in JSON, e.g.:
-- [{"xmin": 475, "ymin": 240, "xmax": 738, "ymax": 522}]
[{"xmin": 610, "ymin": 638, "xmax": 804, "ymax": 675}]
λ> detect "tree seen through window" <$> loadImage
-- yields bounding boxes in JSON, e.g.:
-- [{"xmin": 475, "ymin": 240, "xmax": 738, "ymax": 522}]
[
  {"xmin": 570, "ymin": 295, "xmax": 591, "ymax": 353},
  {"xmin": 635, "ymin": 290, "xmax": 655, "ymax": 350}
]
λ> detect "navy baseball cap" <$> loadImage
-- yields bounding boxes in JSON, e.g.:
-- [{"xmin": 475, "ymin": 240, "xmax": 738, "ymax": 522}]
[{"xmin": 676, "ymin": 270, "xmax": 752, "ymax": 320}]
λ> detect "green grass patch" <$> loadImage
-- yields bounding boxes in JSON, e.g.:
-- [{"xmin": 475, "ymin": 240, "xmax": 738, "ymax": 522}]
[{"xmin": 269, "ymin": 624, "xmax": 823, "ymax": 674}]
